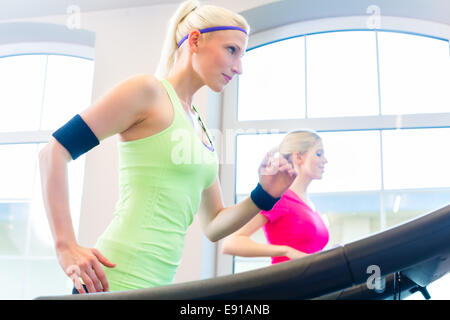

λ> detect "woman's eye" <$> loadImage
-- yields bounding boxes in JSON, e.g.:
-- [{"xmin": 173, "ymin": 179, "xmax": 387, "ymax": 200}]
[{"xmin": 227, "ymin": 46, "xmax": 236, "ymax": 54}]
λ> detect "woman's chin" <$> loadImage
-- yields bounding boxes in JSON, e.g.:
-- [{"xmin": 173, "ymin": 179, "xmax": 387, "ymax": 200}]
[
  {"xmin": 210, "ymin": 86, "xmax": 223, "ymax": 93},
  {"xmin": 208, "ymin": 81, "xmax": 226, "ymax": 93}
]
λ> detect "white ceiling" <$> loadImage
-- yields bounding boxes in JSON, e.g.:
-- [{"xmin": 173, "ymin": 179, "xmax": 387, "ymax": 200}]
[{"xmin": 0, "ymin": 0, "xmax": 183, "ymax": 21}]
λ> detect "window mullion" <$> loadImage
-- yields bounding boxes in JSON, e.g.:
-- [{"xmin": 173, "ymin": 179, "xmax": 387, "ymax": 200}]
[
  {"xmin": 375, "ymin": 30, "xmax": 382, "ymax": 116},
  {"xmin": 379, "ymin": 130, "xmax": 387, "ymax": 230},
  {"xmin": 304, "ymin": 35, "xmax": 308, "ymax": 119},
  {"xmin": 37, "ymin": 55, "xmax": 49, "ymax": 131}
]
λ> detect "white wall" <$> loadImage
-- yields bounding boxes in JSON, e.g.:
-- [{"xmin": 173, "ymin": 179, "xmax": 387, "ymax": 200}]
[{"xmin": 1, "ymin": 0, "xmax": 278, "ymax": 284}]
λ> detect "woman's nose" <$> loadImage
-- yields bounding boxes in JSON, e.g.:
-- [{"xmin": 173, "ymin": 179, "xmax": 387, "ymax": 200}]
[{"xmin": 231, "ymin": 59, "xmax": 243, "ymax": 75}]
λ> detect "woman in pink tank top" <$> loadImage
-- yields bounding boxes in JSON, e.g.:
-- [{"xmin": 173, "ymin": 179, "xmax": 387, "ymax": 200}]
[{"xmin": 222, "ymin": 129, "xmax": 329, "ymax": 264}]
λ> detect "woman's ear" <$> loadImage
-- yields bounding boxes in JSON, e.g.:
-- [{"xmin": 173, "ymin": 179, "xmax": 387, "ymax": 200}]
[
  {"xmin": 292, "ymin": 151, "xmax": 301, "ymax": 163},
  {"xmin": 188, "ymin": 30, "xmax": 201, "ymax": 53}
]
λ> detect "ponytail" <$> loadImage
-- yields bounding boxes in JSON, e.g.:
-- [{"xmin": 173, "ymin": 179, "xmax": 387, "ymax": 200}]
[{"xmin": 155, "ymin": 0, "xmax": 199, "ymax": 79}]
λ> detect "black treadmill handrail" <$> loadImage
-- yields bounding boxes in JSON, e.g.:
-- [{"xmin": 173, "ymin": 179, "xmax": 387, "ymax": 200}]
[{"xmin": 36, "ymin": 204, "xmax": 450, "ymax": 300}]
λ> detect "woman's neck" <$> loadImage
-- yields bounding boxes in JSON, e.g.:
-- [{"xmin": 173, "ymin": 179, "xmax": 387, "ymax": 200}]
[
  {"xmin": 166, "ymin": 57, "xmax": 204, "ymax": 113},
  {"xmin": 288, "ymin": 175, "xmax": 312, "ymax": 203}
]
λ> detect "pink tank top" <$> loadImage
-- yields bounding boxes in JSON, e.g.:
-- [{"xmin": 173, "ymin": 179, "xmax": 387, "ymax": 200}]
[{"xmin": 260, "ymin": 189, "xmax": 329, "ymax": 264}]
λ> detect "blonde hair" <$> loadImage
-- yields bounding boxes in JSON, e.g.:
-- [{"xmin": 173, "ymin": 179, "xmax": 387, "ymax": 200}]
[
  {"xmin": 279, "ymin": 129, "xmax": 322, "ymax": 160},
  {"xmin": 155, "ymin": 0, "xmax": 250, "ymax": 79}
]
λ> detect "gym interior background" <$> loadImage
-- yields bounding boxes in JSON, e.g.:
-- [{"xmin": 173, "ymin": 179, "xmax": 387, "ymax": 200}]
[{"xmin": 0, "ymin": 0, "xmax": 448, "ymax": 300}]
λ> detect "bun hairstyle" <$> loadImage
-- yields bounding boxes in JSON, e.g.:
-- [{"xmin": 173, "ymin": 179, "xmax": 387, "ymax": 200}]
[
  {"xmin": 155, "ymin": 0, "xmax": 250, "ymax": 78},
  {"xmin": 278, "ymin": 129, "xmax": 322, "ymax": 161}
]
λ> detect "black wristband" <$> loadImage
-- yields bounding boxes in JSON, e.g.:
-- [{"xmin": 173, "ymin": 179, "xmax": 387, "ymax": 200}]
[{"xmin": 250, "ymin": 183, "xmax": 281, "ymax": 211}]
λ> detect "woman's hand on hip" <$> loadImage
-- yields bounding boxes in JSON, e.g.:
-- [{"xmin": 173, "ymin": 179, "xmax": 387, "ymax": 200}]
[
  {"xmin": 56, "ymin": 243, "xmax": 116, "ymax": 294},
  {"xmin": 284, "ymin": 246, "xmax": 308, "ymax": 260}
]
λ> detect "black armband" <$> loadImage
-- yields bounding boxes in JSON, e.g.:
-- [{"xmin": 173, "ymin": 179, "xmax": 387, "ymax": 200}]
[
  {"xmin": 250, "ymin": 183, "xmax": 281, "ymax": 211},
  {"xmin": 52, "ymin": 114, "xmax": 99, "ymax": 160}
]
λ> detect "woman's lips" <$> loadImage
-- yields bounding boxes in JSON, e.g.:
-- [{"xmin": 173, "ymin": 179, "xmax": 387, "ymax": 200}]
[{"xmin": 223, "ymin": 74, "xmax": 232, "ymax": 82}]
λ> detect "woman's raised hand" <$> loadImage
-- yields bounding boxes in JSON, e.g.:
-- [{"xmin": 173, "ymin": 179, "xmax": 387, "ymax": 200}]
[
  {"xmin": 258, "ymin": 149, "xmax": 297, "ymax": 198},
  {"xmin": 56, "ymin": 243, "xmax": 116, "ymax": 294}
]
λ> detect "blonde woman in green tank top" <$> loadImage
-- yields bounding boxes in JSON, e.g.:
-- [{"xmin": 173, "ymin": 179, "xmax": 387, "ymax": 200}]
[{"xmin": 39, "ymin": 0, "xmax": 297, "ymax": 294}]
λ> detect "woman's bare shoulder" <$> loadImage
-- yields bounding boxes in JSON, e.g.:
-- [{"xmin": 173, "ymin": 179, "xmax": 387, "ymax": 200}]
[
  {"xmin": 76, "ymin": 74, "xmax": 164, "ymax": 141},
  {"xmin": 125, "ymin": 73, "xmax": 162, "ymax": 105}
]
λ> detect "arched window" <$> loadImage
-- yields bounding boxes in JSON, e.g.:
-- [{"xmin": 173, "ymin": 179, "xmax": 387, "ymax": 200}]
[
  {"xmin": 218, "ymin": 5, "xmax": 450, "ymax": 299},
  {"xmin": 0, "ymin": 22, "xmax": 95, "ymax": 299}
]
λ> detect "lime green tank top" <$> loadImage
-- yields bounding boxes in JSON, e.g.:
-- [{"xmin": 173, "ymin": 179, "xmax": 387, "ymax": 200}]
[{"xmin": 95, "ymin": 79, "xmax": 219, "ymax": 291}]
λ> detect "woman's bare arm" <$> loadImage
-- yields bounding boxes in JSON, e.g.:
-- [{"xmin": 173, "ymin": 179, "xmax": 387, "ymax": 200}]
[
  {"xmin": 198, "ymin": 152, "xmax": 297, "ymax": 242},
  {"xmin": 197, "ymin": 178, "xmax": 255, "ymax": 242},
  {"xmin": 38, "ymin": 74, "xmax": 159, "ymax": 293},
  {"xmin": 221, "ymin": 214, "xmax": 286, "ymax": 257},
  {"xmin": 221, "ymin": 214, "xmax": 307, "ymax": 259}
]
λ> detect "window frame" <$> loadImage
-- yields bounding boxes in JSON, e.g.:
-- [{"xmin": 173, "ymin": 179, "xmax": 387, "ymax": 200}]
[
  {"xmin": 0, "ymin": 22, "xmax": 95, "ymax": 299},
  {"xmin": 216, "ymin": 15, "xmax": 450, "ymax": 277},
  {"xmin": 0, "ymin": 22, "xmax": 95, "ymax": 146}
]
